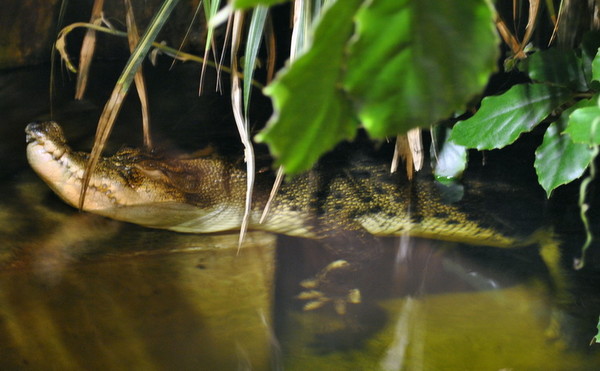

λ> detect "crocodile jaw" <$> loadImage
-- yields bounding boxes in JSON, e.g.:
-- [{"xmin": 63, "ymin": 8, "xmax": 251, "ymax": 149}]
[
  {"xmin": 27, "ymin": 123, "xmax": 99, "ymax": 209},
  {"xmin": 26, "ymin": 122, "xmax": 149, "ymax": 212}
]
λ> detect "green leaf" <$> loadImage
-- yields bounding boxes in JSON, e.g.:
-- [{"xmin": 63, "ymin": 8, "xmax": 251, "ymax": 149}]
[
  {"xmin": 344, "ymin": 0, "xmax": 499, "ymax": 137},
  {"xmin": 565, "ymin": 105, "xmax": 600, "ymax": 144},
  {"xmin": 450, "ymin": 84, "xmax": 573, "ymax": 150},
  {"xmin": 594, "ymin": 315, "xmax": 600, "ymax": 344},
  {"xmin": 580, "ymin": 31, "xmax": 600, "ymax": 83},
  {"xmin": 232, "ymin": 0, "xmax": 288, "ymax": 9},
  {"xmin": 534, "ymin": 100, "xmax": 596, "ymax": 197},
  {"xmin": 593, "ymin": 49, "xmax": 600, "ymax": 83},
  {"xmin": 522, "ymin": 48, "xmax": 588, "ymax": 91},
  {"xmin": 256, "ymin": 0, "xmax": 362, "ymax": 174},
  {"xmin": 202, "ymin": 0, "xmax": 221, "ymax": 56}
]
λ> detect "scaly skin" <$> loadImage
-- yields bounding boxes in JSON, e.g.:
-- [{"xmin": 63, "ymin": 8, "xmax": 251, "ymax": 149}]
[{"xmin": 26, "ymin": 121, "xmax": 532, "ymax": 247}]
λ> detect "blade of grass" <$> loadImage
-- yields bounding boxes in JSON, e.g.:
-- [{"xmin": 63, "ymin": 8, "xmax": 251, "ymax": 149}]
[
  {"xmin": 290, "ymin": 0, "xmax": 311, "ymax": 59},
  {"xmin": 75, "ymin": 0, "xmax": 105, "ymax": 100},
  {"xmin": 243, "ymin": 5, "xmax": 268, "ymax": 118},
  {"xmin": 495, "ymin": 14, "xmax": 526, "ymax": 58},
  {"xmin": 259, "ymin": 167, "xmax": 284, "ymax": 223},
  {"xmin": 517, "ymin": 0, "xmax": 540, "ymax": 54},
  {"xmin": 549, "ymin": 0, "xmax": 565, "ymax": 45},
  {"xmin": 216, "ymin": 15, "xmax": 234, "ymax": 92},
  {"xmin": 169, "ymin": 0, "xmax": 203, "ymax": 71},
  {"xmin": 79, "ymin": 0, "xmax": 181, "ymax": 209},
  {"xmin": 56, "ymin": 23, "xmax": 129, "ymax": 72},
  {"xmin": 545, "ymin": 0, "xmax": 557, "ymax": 25},
  {"xmin": 210, "ymin": 3, "xmax": 233, "ymax": 28},
  {"xmin": 230, "ymin": 10, "xmax": 255, "ymax": 248},
  {"xmin": 200, "ymin": 0, "xmax": 223, "ymax": 93},
  {"xmin": 263, "ymin": 15, "xmax": 276, "ymax": 83},
  {"xmin": 124, "ymin": 0, "xmax": 152, "ymax": 149},
  {"xmin": 50, "ymin": 0, "xmax": 70, "ymax": 119}
]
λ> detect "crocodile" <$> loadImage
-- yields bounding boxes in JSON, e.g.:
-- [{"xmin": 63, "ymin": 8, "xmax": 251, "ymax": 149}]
[
  {"xmin": 26, "ymin": 121, "xmax": 568, "ymax": 313},
  {"xmin": 25, "ymin": 121, "xmax": 540, "ymax": 248}
]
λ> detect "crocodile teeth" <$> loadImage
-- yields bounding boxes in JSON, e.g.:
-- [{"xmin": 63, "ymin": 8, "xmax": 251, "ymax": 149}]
[
  {"xmin": 43, "ymin": 140, "xmax": 57, "ymax": 156},
  {"xmin": 52, "ymin": 147, "xmax": 66, "ymax": 160},
  {"xmin": 31, "ymin": 136, "xmax": 64, "ymax": 161}
]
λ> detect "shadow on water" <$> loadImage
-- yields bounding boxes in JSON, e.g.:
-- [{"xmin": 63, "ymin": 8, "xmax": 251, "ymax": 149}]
[{"xmin": 1, "ymin": 64, "xmax": 600, "ymax": 369}]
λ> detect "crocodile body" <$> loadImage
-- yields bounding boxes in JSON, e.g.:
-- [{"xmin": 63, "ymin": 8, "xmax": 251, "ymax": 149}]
[{"xmin": 25, "ymin": 121, "xmax": 537, "ymax": 248}]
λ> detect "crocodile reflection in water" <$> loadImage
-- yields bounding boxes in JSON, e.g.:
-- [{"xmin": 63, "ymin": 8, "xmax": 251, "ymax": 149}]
[{"xmin": 25, "ymin": 121, "xmax": 565, "ymax": 309}]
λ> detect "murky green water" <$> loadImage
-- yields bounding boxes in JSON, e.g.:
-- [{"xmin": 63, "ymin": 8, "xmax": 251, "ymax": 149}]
[{"xmin": 1, "ymin": 65, "xmax": 600, "ymax": 370}]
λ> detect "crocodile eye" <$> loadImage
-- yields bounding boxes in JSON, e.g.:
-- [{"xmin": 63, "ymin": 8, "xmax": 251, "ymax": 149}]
[{"xmin": 134, "ymin": 165, "xmax": 171, "ymax": 183}]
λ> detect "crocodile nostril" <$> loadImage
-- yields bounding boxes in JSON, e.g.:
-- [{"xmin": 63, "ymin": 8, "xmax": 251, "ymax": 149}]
[
  {"xmin": 25, "ymin": 123, "xmax": 42, "ymax": 143},
  {"xmin": 25, "ymin": 121, "xmax": 66, "ymax": 142}
]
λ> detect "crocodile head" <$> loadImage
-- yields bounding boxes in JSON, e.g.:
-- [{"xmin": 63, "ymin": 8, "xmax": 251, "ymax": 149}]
[{"xmin": 25, "ymin": 122, "xmax": 247, "ymax": 233}]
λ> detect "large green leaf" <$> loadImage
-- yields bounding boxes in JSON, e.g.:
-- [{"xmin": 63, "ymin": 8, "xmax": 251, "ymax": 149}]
[
  {"xmin": 450, "ymin": 84, "xmax": 572, "ymax": 150},
  {"xmin": 564, "ymin": 105, "xmax": 600, "ymax": 144},
  {"xmin": 343, "ymin": 0, "xmax": 498, "ymax": 137},
  {"xmin": 256, "ymin": 0, "xmax": 362, "ymax": 174},
  {"xmin": 534, "ymin": 100, "xmax": 596, "ymax": 197},
  {"xmin": 522, "ymin": 48, "xmax": 588, "ymax": 91}
]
